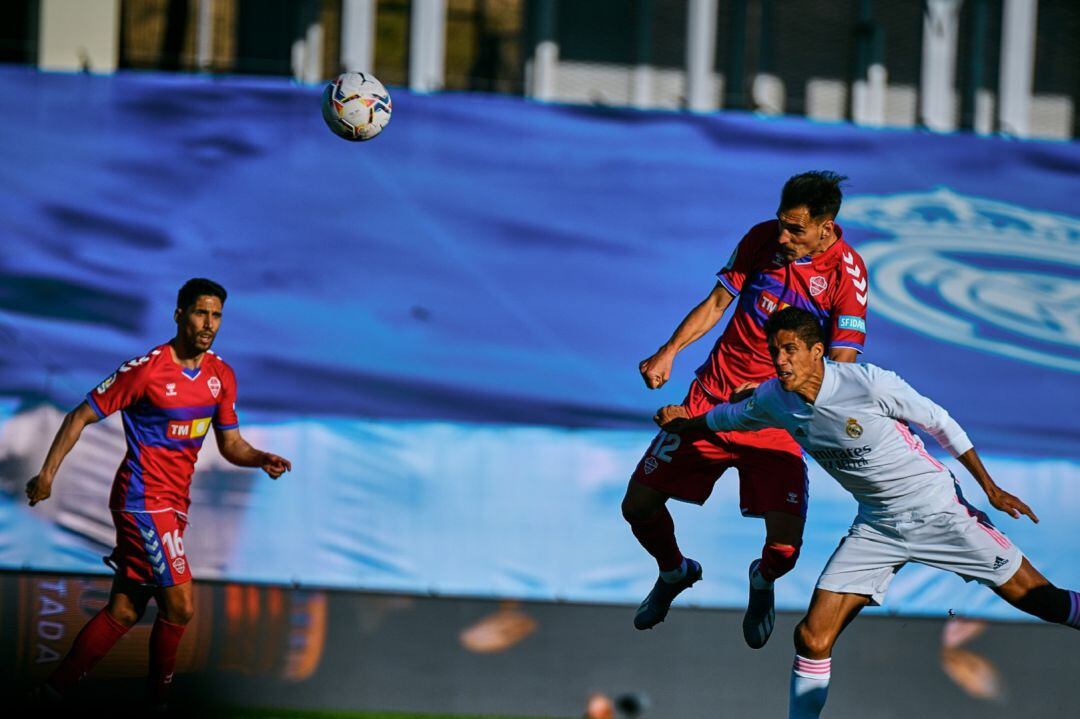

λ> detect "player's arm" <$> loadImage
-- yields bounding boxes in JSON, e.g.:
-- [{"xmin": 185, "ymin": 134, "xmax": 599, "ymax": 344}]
[
  {"xmin": 655, "ymin": 386, "xmax": 777, "ymax": 434},
  {"xmin": 26, "ymin": 402, "xmax": 102, "ymax": 506},
  {"xmin": 873, "ymin": 368, "xmax": 1036, "ymax": 522},
  {"xmin": 214, "ymin": 427, "xmax": 292, "ymax": 479},
  {"xmin": 829, "ymin": 347, "xmax": 858, "ymax": 362},
  {"xmin": 955, "ymin": 447, "xmax": 1038, "ymax": 523},
  {"xmin": 640, "ymin": 282, "xmax": 735, "ymax": 389}
]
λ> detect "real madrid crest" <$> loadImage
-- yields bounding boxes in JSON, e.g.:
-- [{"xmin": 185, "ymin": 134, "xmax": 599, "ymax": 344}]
[{"xmin": 845, "ymin": 418, "xmax": 863, "ymax": 439}]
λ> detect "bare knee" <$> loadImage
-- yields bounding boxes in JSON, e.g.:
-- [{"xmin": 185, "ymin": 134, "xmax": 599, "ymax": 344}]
[
  {"xmin": 107, "ymin": 602, "xmax": 143, "ymax": 627},
  {"xmin": 621, "ymin": 483, "xmax": 667, "ymax": 524},
  {"xmin": 160, "ymin": 598, "xmax": 195, "ymax": 625},
  {"xmin": 794, "ymin": 620, "xmax": 834, "ymax": 659}
]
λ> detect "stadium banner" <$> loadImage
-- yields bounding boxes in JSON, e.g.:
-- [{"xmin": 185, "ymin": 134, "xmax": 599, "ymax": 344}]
[{"xmin": 0, "ymin": 68, "xmax": 1077, "ymax": 620}]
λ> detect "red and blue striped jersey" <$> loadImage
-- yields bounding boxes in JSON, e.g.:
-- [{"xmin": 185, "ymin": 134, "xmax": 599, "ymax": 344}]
[
  {"xmin": 85, "ymin": 343, "xmax": 239, "ymax": 513},
  {"xmin": 696, "ymin": 220, "xmax": 869, "ymax": 403}
]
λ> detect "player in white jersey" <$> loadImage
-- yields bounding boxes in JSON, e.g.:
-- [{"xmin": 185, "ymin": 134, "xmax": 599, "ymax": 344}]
[{"xmin": 655, "ymin": 307, "xmax": 1080, "ymax": 719}]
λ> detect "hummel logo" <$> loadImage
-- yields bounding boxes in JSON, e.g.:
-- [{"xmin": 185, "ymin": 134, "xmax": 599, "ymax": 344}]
[{"xmin": 993, "ymin": 556, "xmax": 1008, "ymax": 570}]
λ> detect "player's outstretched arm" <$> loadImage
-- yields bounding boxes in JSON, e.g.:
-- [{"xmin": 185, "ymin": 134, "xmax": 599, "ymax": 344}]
[
  {"xmin": 214, "ymin": 427, "xmax": 292, "ymax": 479},
  {"xmin": 26, "ymin": 402, "xmax": 102, "ymax": 507},
  {"xmin": 957, "ymin": 448, "xmax": 1039, "ymax": 523},
  {"xmin": 639, "ymin": 282, "xmax": 735, "ymax": 389}
]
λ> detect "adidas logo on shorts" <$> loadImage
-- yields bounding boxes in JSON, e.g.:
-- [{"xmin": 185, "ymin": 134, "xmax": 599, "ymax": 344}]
[{"xmin": 993, "ymin": 556, "xmax": 1009, "ymax": 570}]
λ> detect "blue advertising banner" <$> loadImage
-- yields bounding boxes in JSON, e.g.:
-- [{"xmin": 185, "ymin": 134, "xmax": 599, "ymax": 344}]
[{"xmin": 0, "ymin": 68, "xmax": 1076, "ymax": 619}]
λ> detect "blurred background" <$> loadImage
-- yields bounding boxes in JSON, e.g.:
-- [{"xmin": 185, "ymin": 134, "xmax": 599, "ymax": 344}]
[{"xmin": 0, "ymin": 1, "xmax": 1078, "ymax": 717}]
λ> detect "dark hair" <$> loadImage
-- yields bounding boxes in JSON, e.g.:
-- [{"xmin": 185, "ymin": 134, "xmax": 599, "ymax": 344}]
[
  {"xmin": 177, "ymin": 278, "xmax": 227, "ymax": 311},
  {"xmin": 779, "ymin": 171, "xmax": 848, "ymax": 220},
  {"xmin": 764, "ymin": 307, "xmax": 825, "ymax": 349}
]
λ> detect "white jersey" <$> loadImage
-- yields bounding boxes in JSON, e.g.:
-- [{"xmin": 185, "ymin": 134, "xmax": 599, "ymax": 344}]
[{"xmin": 705, "ymin": 361, "xmax": 973, "ymax": 518}]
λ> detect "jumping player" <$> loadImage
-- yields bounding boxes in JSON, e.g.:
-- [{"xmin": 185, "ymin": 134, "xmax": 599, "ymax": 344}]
[
  {"xmin": 656, "ymin": 307, "xmax": 1080, "ymax": 719},
  {"xmin": 25, "ymin": 278, "xmax": 292, "ymax": 706},
  {"xmin": 625, "ymin": 171, "xmax": 869, "ymax": 647}
]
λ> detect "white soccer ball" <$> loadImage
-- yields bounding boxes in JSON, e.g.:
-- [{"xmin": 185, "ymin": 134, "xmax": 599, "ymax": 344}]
[{"xmin": 321, "ymin": 71, "xmax": 392, "ymax": 142}]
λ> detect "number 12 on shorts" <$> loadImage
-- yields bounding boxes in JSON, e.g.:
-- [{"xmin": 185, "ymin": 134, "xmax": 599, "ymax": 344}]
[{"xmin": 648, "ymin": 432, "xmax": 681, "ymax": 463}]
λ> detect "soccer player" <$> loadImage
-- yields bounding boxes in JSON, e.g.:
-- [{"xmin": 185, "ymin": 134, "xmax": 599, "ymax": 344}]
[
  {"xmin": 625, "ymin": 171, "xmax": 869, "ymax": 647},
  {"xmin": 655, "ymin": 307, "xmax": 1080, "ymax": 719},
  {"xmin": 25, "ymin": 278, "xmax": 292, "ymax": 706}
]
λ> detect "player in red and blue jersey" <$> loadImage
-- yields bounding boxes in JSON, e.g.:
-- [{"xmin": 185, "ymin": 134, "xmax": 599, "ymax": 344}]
[
  {"xmin": 26, "ymin": 278, "xmax": 291, "ymax": 707},
  {"xmin": 623, "ymin": 172, "xmax": 869, "ymax": 647}
]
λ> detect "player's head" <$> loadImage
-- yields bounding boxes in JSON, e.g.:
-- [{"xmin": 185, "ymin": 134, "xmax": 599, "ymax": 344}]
[
  {"xmin": 775, "ymin": 171, "xmax": 847, "ymax": 264},
  {"xmin": 764, "ymin": 307, "xmax": 826, "ymax": 392},
  {"xmin": 174, "ymin": 278, "xmax": 227, "ymax": 353}
]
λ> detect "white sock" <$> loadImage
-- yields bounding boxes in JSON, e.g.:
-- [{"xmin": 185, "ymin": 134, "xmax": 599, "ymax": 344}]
[
  {"xmin": 660, "ymin": 558, "xmax": 687, "ymax": 583},
  {"xmin": 789, "ymin": 655, "xmax": 830, "ymax": 719}
]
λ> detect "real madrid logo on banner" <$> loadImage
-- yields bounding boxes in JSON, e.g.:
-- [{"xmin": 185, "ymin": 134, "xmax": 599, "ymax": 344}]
[
  {"xmin": 843, "ymin": 188, "xmax": 1080, "ymax": 374},
  {"xmin": 846, "ymin": 418, "xmax": 863, "ymax": 439}
]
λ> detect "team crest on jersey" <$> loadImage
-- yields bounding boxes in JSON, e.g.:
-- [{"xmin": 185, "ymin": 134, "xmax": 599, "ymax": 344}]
[
  {"xmin": 207, "ymin": 376, "xmax": 221, "ymax": 398},
  {"xmin": 809, "ymin": 276, "xmax": 828, "ymax": 296},
  {"xmin": 172, "ymin": 557, "xmax": 186, "ymax": 574},
  {"xmin": 845, "ymin": 418, "xmax": 863, "ymax": 439},
  {"xmin": 96, "ymin": 373, "xmax": 117, "ymax": 395},
  {"xmin": 843, "ymin": 188, "xmax": 1080, "ymax": 373},
  {"xmin": 643, "ymin": 456, "xmax": 659, "ymax": 474}
]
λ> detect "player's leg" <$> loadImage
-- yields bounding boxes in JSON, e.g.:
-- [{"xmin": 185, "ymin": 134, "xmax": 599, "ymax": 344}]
[
  {"xmin": 147, "ymin": 511, "xmax": 194, "ymax": 705},
  {"xmin": 914, "ymin": 493, "xmax": 1077, "ymax": 629},
  {"xmin": 789, "ymin": 589, "xmax": 871, "ymax": 719},
  {"xmin": 992, "ymin": 557, "xmax": 1080, "ymax": 629},
  {"xmin": 621, "ymin": 480, "xmax": 682, "ymax": 574},
  {"xmin": 624, "ymin": 409, "xmax": 730, "ymax": 629},
  {"xmin": 46, "ymin": 576, "xmax": 153, "ymax": 695},
  {"xmin": 737, "ymin": 447, "xmax": 807, "ymax": 648},
  {"xmin": 622, "ymin": 478, "xmax": 705, "ymax": 630}
]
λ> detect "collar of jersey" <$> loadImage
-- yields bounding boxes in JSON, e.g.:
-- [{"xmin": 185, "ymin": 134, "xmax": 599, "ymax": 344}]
[{"xmin": 815, "ymin": 360, "xmax": 840, "ymax": 404}]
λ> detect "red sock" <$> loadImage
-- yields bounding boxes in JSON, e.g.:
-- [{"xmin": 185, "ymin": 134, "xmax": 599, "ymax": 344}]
[
  {"xmin": 759, "ymin": 543, "xmax": 800, "ymax": 582},
  {"xmin": 629, "ymin": 507, "xmax": 685, "ymax": 572},
  {"xmin": 148, "ymin": 616, "xmax": 187, "ymax": 703},
  {"xmin": 47, "ymin": 608, "xmax": 131, "ymax": 694}
]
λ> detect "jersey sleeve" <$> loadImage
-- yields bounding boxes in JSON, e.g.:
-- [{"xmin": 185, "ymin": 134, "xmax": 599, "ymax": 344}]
[
  {"xmin": 704, "ymin": 382, "xmax": 781, "ymax": 433},
  {"xmin": 85, "ymin": 355, "xmax": 153, "ymax": 418},
  {"xmin": 213, "ymin": 365, "xmax": 240, "ymax": 430},
  {"xmin": 870, "ymin": 366, "xmax": 973, "ymax": 458},
  {"xmin": 716, "ymin": 224, "xmax": 770, "ymax": 296},
  {"xmin": 828, "ymin": 248, "xmax": 869, "ymax": 353}
]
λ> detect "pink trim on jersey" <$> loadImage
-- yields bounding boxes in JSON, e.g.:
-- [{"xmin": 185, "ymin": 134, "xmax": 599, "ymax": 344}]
[
  {"xmin": 793, "ymin": 656, "xmax": 832, "ymax": 677},
  {"xmin": 894, "ymin": 421, "xmax": 946, "ymax": 471}
]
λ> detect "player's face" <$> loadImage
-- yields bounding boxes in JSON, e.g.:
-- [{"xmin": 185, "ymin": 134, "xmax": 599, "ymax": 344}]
[
  {"xmin": 775, "ymin": 205, "xmax": 834, "ymax": 263},
  {"xmin": 175, "ymin": 295, "xmax": 223, "ymax": 353},
  {"xmin": 768, "ymin": 329, "xmax": 824, "ymax": 393}
]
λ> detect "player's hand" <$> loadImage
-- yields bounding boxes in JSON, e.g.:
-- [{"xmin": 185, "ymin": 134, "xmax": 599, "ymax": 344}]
[
  {"xmin": 26, "ymin": 474, "xmax": 54, "ymax": 507},
  {"xmin": 639, "ymin": 348, "xmax": 675, "ymax": 389},
  {"xmin": 654, "ymin": 404, "xmax": 691, "ymax": 432},
  {"xmin": 728, "ymin": 381, "xmax": 759, "ymax": 403},
  {"xmin": 260, "ymin": 453, "xmax": 292, "ymax": 480},
  {"xmin": 987, "ymin": 487, "xmax": 1038, "ymax": 523}
]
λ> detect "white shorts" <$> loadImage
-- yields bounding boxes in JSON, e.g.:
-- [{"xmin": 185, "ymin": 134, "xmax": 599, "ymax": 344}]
[{"xmin": 816, "ymin": 492, "xmax": 1024, "ymax": 606}]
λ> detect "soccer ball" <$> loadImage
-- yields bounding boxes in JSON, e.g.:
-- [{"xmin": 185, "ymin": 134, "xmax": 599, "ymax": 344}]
[{"xmin": 321, "ymin": 72, "xmax": 392, "ymax": 142}]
